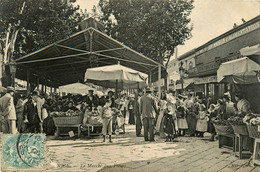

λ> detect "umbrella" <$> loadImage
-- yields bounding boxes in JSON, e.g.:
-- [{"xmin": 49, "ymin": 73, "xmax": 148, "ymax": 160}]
[
  {"xmin": 84, "ymin": 64, "xmax": 148, "ymax": 89},
  {"xmin": 59, "ymin": 83, "xmax": 94, "ymax": 95}
]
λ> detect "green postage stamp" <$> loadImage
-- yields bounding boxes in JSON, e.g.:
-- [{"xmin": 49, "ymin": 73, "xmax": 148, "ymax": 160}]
[{"xmin": 1, "ymin": 134, "xmax": 46, "ymax": 171}]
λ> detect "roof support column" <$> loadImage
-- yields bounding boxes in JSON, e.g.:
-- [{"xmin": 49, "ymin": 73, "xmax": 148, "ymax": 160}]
[
  {"xmin": 44, "ymin": 80, "xmax": 47, "ymax": 94},
  {"xmin": 36, "ymin": 76, "xmax": 40, "ymax": 91},
  {"xmin": 149, "ymin": 72, "xmax": 152, "ymax": 87},
  {"xmin": 158, "ymin": 64, "xmax": 161, "ymax": 100},
  {"xmin": 166, "ymin": 73, "xmax": 169, "ymax": 91},
  {"xmin": 26, "ymin": 70, "xmax": 30, "ymax": 96},
  {"xmin": 89, "ymin": 30, "xmax": 94, "ymax": 53}
]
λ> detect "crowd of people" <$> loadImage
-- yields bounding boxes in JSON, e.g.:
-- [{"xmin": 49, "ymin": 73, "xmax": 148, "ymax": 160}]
[
  {"xmin": 0, "ymin": 87, "xmax": 135, "ymax": 138},
  {"xmin": 136, "ymin": 88, "xmax": 252, "ymax": 142},
  {"xmin": 0, "ymin": 86, "xmax": 252, "ymax": 144}
]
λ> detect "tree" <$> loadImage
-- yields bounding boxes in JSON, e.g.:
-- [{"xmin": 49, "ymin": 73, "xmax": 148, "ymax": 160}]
[
  {"xmin": 0, "ymin": 0, "xmax": 88, "ymax": 87},
  {"xmin": 98, "ymin": 0, "xmax": 194, "ymax": 65}
]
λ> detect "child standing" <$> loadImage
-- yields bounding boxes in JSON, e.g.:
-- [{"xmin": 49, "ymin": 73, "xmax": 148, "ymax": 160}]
[
  {"xmin": 163, "ymin": 103, "xmax": 178, "ymax": 142},
  {"xmin": 101, "ymin": 99, "xmax": 114, "ymax": 143},
  {"xmin": 196, "ymin": 104, "xmax": 208, "ymax": 137}
]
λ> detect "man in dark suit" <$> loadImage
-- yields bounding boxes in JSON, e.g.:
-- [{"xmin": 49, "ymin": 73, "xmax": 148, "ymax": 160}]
[
  {"xmin": 86, "ymin": 90, "xmax": 98, "ymax": 109},
  {"xmin": 24, "ymin": 91, "xmax": 44, "ymax": 133},
  {"xmin": 139, "ymin": 88, "xmax": 158, "ymax": 141},
  {"xmin": 134, "ymin": 90, "xmax": 143, "ymax": 137}
]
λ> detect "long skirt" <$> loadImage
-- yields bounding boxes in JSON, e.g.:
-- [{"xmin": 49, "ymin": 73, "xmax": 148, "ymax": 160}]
[
  {"xmin": 177, "ymin": 118, "xmax": 188, "ymax": 130},
  {"xmin": 186, "ymin": 112, "xmax": 197, "ymax": 135},
  {"xmin": 163, "ymin": 114, "xmax": 175, "ymax": 135},
  {"xmin": 208, "ymin": 119, "xmax": 216, "ymax": 133},
  {"xmin": 128, "ymin": 109, "xmax": 135, "ymax": 125},
  {"xmin": 196, "ymin": 119, "xmax": 208, "ymax": 132},
  {"xmin": 155, "ymin": 110, "xmax": 164, "ymax": 132}
]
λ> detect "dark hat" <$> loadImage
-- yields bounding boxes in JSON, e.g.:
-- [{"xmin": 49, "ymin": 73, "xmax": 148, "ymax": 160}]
[
  {"xmin": 234, "ymin": 92, "xmax": 244, "ymax": 99},
  {"xmin": 7, "ymin": 86, "xmax": 15, "ymax": 92},
  {"xmin": 31, "ymin": 91, "xmax": 39, "ymax": 96},
  {"xmin": 146, "ymin": 87, "xmax": 152, "ymax": 93},
  {"xmin": 105, "ymin": 99, "xmax": 112, "ymax": 103},
  {"xmin": 223, "ymin": 95, "xmax": 230, "ymax": 100}
]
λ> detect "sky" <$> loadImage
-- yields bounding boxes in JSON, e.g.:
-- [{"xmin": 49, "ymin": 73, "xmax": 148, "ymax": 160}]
[{"xmin": 75, "ymin": 0, "xmax": 260, "ymax": 59}]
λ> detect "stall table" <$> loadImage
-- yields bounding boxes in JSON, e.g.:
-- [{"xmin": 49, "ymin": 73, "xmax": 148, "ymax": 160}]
[
  {"xmin": 56, "ymin": 124, "xmax": 81, "ymax": 137},
  {"xmin": 85, "ymin": 123, "xmax": 103, "ymax": 137}
]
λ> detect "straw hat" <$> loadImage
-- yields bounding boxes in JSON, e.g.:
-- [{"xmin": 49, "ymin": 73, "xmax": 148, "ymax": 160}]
[{"xmin": 166, "ymin": 94, "xmax": 176, "ymax": 104}]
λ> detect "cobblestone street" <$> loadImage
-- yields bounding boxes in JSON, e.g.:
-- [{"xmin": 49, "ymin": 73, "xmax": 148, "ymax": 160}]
[{"xmin": 46, "ymin": 125, "xmax": 260, "ymax": 172}]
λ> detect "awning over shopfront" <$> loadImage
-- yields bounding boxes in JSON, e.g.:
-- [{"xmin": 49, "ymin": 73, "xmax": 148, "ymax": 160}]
[
  {"xmin": 240, "ymin": 44, "xmax": 260, "ymax": 56},
  {"xmin": 194, "ymin": 76, "xmax": 217, "ymax": 85},
  {"xmin": 175, "ymin": 78, "xmax": 197, "ymax": 90},
  {"xmin": 217, "ymin": 57, "xmax": 260, "ymax": 84}
]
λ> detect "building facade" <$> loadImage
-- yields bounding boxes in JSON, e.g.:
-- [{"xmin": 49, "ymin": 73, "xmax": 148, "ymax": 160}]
[{"xmin": 167, "ymin": 15, "xmax": 260, "ymax": 102}]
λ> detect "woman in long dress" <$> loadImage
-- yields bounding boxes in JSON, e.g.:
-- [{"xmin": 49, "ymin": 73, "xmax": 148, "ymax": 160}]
[
  {"xmin": 155, "ymin": 95, "xmax": 167, "ymax": 137},
  {"xmin": 208, "ymin": 104, "xmax": 217, "ymax": 141}
]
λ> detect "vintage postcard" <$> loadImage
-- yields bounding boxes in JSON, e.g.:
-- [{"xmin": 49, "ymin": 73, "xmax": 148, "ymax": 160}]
[{"xmin": 0, "ymin": 0, "xmax": 260, "ymax": 172}]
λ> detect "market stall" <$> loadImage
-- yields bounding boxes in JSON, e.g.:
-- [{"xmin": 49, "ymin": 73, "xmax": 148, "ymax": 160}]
[
  {"xmin": 85, "ymin": 63, "xmax": 148, "ymax": 134},
  {"xmin": 217, "ymin": 56, "xmax": 260, "ymax": 164},
  {"xmin": 51, "ymin": 110, "xmax": 83, "ymax": 137},
  {"xmin": 14, "ymin": 18, "xmax": 163, "ymax": 138}
]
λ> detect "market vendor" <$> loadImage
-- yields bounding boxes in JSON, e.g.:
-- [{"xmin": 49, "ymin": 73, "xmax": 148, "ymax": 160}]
[
  {"xmin": 106, "ymin": 91, "xmax": 115, "ymax": 107},
  {"xmin": 63, "ymin": 101, "xmax": 79, "ymax": 112},
  {"xmin": 234, "ymin": 92, "xmax": 251, "ymax": 115},
  {"xmin": 86, "ymin": 90, "xmax": 98, "ymax": 109}
]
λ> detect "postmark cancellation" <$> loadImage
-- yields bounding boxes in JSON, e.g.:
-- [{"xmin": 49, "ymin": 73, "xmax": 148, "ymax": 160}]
[{"xmin": 1, "ymin": 134, "xmax": 46, "ymax": 171}]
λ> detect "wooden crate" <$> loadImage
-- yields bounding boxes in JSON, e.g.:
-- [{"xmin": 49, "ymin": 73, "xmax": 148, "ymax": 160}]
[
  {"xmin": 231, "ymin": 124, "xmax": 248, "ymax": 136},
  {"xmin": 247, "ymin": 125, "xmax": 260, "ymax": 138},
  {"xmin": 53, "ymin": 116, "xmax": 81, "ymax": 126},
  {"xmin": 215, "ymin": 124, "xmax": 234, "ymax": 136}
]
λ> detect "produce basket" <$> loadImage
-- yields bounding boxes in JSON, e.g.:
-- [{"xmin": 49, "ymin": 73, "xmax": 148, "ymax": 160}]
[
  {"xmin": 214, "ymin": 124, "xmax": 234, "ymax": 136},
  {"xmin": 246, "ymin": 124, "xmax": 260, "ymax": 138},
  {"xmin": 53, "ymin": 116, "xmax": 81, "ymax": 126},
  {"xmin": 231, "ymin": 124, "xmax": 248, "ymax": 136}
]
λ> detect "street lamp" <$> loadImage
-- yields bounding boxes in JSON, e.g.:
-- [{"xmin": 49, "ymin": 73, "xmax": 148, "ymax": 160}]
[
  {"xmin": 9, "ymin": 60, "xmax": 17, "ymax": 88},
  {"xmin": 179, "ymin": 62, "xmax": 185, "ymax": 93}
]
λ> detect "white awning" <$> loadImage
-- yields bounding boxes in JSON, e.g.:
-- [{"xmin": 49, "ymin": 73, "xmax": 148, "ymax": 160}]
[
  {"xmin": 175, "ymin": 78, "xmax": 197, "ymax": 90},
  {"xmin": 59, "ymin": 83, "xmax": 94, "ymax": 95},
  {"xmin": 240, "ymin": 44, "xmax": 260, "ymax": 56},
  {"xmin": 217, "ymin": 57, "xmax": 260, "ymax": 84},
  {"xmin": 195, "ymin": 76, "xmax": 217, "ymax": 85}
]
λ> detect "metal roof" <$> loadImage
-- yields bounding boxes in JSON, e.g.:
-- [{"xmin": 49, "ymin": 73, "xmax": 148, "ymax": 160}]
[{"xmin": 15, "ymin": 27, "xmax": 164, "ymax": 87}]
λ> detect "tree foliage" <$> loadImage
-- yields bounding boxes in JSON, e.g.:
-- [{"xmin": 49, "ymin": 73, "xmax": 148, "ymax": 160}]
[
  {"xmin": 0, "ymin": 0, "xmax": 87, "ymax": 57},
  {"xmin": 0, "ymin": 0, "xmax": 88, "ymax": 87},
  {"xmin": 98, "ymin": 0, "xmax": 194, "ymax": 64}
]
